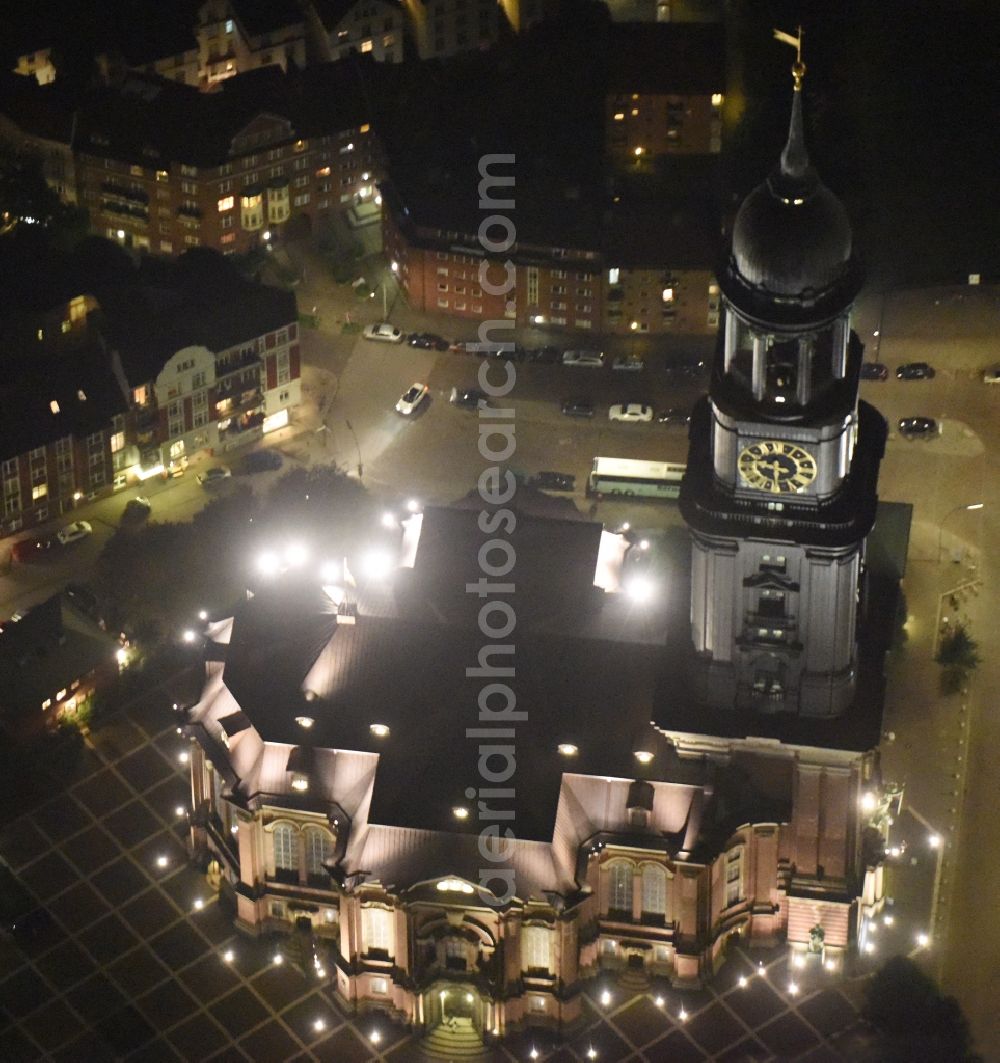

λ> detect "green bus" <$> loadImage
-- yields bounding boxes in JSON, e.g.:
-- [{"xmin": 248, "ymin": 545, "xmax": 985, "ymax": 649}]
[{"xmin": 587, "ymin": 457, "xmax": 686, "ymax": 499}]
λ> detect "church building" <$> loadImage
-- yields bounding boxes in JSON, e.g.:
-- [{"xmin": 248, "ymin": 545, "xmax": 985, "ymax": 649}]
[{"xmin": 182, "ymin": 53, "xmax": 889, "ymax": 1049}]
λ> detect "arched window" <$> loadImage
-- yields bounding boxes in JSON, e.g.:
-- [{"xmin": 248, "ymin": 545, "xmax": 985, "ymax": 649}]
[
  {"xmin": 522, "ymin": 926, "xmax": 553, "ymax": 972},
  {"xmin": 362, "ymin": 907, "xmax": 392, "ymax": 955},
  {"xmin": 304, "ymin": 827, "xmax": 333, "ymax": 876},
  {"xmin": 609, "ymin": 862, "xmax": 633, "ymax": 914},
  {"xmin": 273, "ymin": 824, "xmax": 296, "ymax": 871},
  {"xmin": 641, "ymin": 864, "xmax": 667, "ymax": 916}
]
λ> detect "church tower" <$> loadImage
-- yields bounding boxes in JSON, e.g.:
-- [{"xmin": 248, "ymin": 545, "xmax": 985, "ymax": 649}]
[{"xmin": 679, "ymin": 46, "xmax": 887, "ymax": 718}]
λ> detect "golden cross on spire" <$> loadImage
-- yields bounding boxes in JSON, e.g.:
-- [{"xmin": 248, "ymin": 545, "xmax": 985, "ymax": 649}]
[{"xmin": 773, "ymin": 25, "xmax": 806, "ymax": 89}]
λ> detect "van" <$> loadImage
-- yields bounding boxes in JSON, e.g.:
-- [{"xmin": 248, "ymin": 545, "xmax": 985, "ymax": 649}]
[{"xmin": 562, "ymin": 349, "xmax": 605, "ymax": 367}]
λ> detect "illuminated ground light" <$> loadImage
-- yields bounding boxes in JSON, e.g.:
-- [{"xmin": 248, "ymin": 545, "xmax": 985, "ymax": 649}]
[
  {"xmin": 883, "ymin": 914, "xmax": 895, "ymax": 926},
  {"xmin": 824, "ymin": 960, "xmax": 837, "ymax": 972},
  {"xmin": 738, "ymin": 976, "xmax": 748, "ymax": 988},
  {"xmin": 865, "ymin": 941, "xmax": 876, "ymax": 955},
  {"xmin": 193, "ymin": 898, "xmax": 204, "ymax": 911},
  {"xmin": 625, "ymin": 576, "xmax": 655, "ymax": 603},
  {"xmin": 313, "ymin": 1018, "xmax": 326, "ymax": 1033},
  {"xmin": 175, "ymin": 806, "xmax": 186, "ymax": 817},
  {"xmin": 529, "ymin": 1048, "xmax": 539, "ymax": 1060},
  {"xmin": 155, "ymin": 855, "xmax": 168, "ymax": 868},
  {"xmin": 381, "ymin": 511, "xmax": 397, "ymax": 529},
  {"xmin": 222, "ymin": 949, "xmax": 235, "ymax": 963},
  {"xmin": 758, "ymin": 962, "xmax": 767, "ymax": 976},
  {"xmin": 928, "ymin": 833, "xmax": 942, "ymax": 849},
  {"xmin": 178, "ymin": 750, "xmax": 189, "ymax": 764},
  {"xmin": 370, "ymin": 1030, "xmax": 382, "ymax": 1046},
  {"xmin": 198, "ymin": 609, "xmax": 208, "ymax": 620},
  {"xmin": 273, "ymin": 953, "xmax": 283, "ymax": 965},
  {"xmin": 406, "ymin": 498, "xmax": 421, "ymax": 513},
  {"xmin": 787, "ymin": 982, "xmax": 800, "ymax": 997},
  {"xmin": 860, "ymin": 791, "xmax": 878, "ymax": 813},
  {"xmin": 452, "ymin": 806, "xmax": 470, "ymax": 821},
  {"xmin": 362, "ymin": 548, "xmax": 394, "ymax": 579},
  {"xmin": 600, "ymin": 990, "xmax": 611, "ymax": 1006},
  {"xmin": 257, "ymin": 551, "xmax": 281, "ymax": 576},
  {"xmin": 792, "ymin": 953, "xmax": 806, "ymax": 969},
  {"xmin": 587, "ymin": 1048, "xmax": 598, "ymax": 1060},
  {"xmin": 181, "ymin": 629, "xmax": 197, "ymax": 643},
  {"xmin": 678, "ymin": 1008, "xmax": 688, "ymax": 1023},
  {"xmin": 654, "ymin": 995, "xmax": 665, "ymax": 1007},
  {"xmin": 916, "ymin": 932, "xmax": 930, "ymax": 947}
]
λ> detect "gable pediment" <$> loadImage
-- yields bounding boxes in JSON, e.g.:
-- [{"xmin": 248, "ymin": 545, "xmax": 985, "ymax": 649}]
[{"xmin": 229, "ymin": 112, "xmax": 295, "ymax": 156}]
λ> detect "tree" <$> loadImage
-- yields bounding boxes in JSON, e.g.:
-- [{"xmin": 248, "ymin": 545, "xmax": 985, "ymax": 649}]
[
  {"xmin": 864, "ymin": 956, "xmax": 980, "ymax": 1063},
  {"xmin": 935, "ymin": 624, "xmax": 980, "ymax": 694}
]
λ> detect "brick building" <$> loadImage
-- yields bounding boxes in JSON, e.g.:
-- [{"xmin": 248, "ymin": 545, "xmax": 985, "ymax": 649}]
[
  {"xmin": 66, "ymin": 64, "xmax": 380, "ymax": 256},
  {"xmin": 383, "ymin": 178, "xmax": 719, "ymax": 336}
]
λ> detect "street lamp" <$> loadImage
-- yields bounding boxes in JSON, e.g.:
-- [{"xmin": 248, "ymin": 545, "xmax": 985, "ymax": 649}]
[{"xmin": 937, "ymin": 503, "xmax": 984, "ymax": 562}]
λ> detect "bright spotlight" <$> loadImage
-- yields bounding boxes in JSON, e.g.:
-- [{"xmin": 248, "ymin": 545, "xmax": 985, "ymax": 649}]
[
  {"xmin": 285, "ymin": 542, "xmax": 309, "ymax": 567},
  {"xmin": 362, "ymin": 548, "xmax": 393, "ymax": 580},
  {"xmin": 860, "ymin": 791, "xmax": 878, "ymax": 813},
  {"xmin": 181, "ymin": 629, "xmax": 197, "ymax": 643},
  {"xmin": 198, "ymin": 610, "xmax": 208, "ymax": 620},
  {"xmin": 916, "ymin": 932, "xmax": 930, "ymax": 947},
  {"xmin": 319, "ymin": 560, "xmax": 341, "ymax": 583},
  {"xmin": 600, "ymin": 990, "xmax": 611, "ymax": 1006},
  {"xmin": 381, "ymin": 511, "xmax": 397, "ymax": 529},
  {"xmin": 257, "ymin": 551, "xmax": 281, "ymax": 576},
  {"xmin": 406, "ymin": 498, "xmax": 420, "ymax": 513},
  {"xmin": 116, "ymin": 647, "xmax": 128, "ymax": 664},
  {"xmin": 638, "ymin": 539, "xmax": 650, "ymax": 550},
  {"xmin": 273, "ymin": 953, "xmax": 283, "ymax": 965},
  {"xmin": 626, "ymin": 576, "xmax": 655, "ymax": 603},
  {"xmin": 928, "ymin": 833, "xmax": 941, "ymax": 849}
]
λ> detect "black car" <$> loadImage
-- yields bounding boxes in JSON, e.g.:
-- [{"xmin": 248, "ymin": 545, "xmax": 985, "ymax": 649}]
[
  {"xmin": 450, "ymin": 387, "xmax": 489, "ymax": 409},
  {"xmin": 526, "ymin": 345, "xmax": 560, "ymax": 364},
  {"xmin": 64, "ymin": 582, "xmax": 101, "ymax": 620},
  {"xmin": 561, "ymin": 398, "xmax": 595, "ymax": 418},
  {"xmin": 528, "ymin": 471, "xmax": 575, "ymax": 492},
  {"xmin": 244, "ymin": 449, "xmax": 284, "ymax": 472},
  {"xmin": 408, "ymin": 332, "xmax": 450, "ymax": 350},
  {"xmin": 657, "ymin": 407, "xmax": 692, "ymax": 425},
  {"xmin": 121, "ymin": 496, "xmax": 152, "ymax": 526},
  {"xmin": 897, "ymin": 362, "xmax": 935, "ymax": 380},
  {"xmin": 898, "ymin": 416, "xmax": 938, "ymax": 437},
  {"xmin": 860, "ymin": 362, "xmax": 889, "ymax": 380}
]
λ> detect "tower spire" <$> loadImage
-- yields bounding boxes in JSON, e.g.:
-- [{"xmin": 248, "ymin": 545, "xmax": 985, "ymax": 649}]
[{"xmin": 773, "ymin": 26, "xmax": 809, "ymax": 180}]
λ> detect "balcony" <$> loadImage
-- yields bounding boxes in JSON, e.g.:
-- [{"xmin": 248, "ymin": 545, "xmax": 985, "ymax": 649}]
[
  {"xmin": 216, "ymin": 389, "xmax": 262, "ymax": 418},
  {"xmin": 219, "ymin": 410, "xmax": 264, "ymax": 439},
  {"xmin": 100, "ymin": 181, "xmax": 149, "ymax": 204},
  {"xmin": 177, "ymin": 204, "xmax": 202, "ymax": 219}
]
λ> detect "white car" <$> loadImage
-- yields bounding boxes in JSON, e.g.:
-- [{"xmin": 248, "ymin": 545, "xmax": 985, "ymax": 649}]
[
  {"xmin": 395, "ymin": 382, "xmax": 429, "ymax": 416},
  {"xmin": 609, "ymin": 403, "xmax": 654, "ymax": 423},
  {"xmin": 983, "ymin": 366, "xmax": 1000, "ymax": 385},
  {"xmin": 56, "ymin": 521, "xmax": 93, "ymax": 545},
  {"xmin": 562, "ymin": 349, "xmax": 605, "ymax": 367},
  {"xmin": 612, "ymin": 356, "xmax": 644, "ymax": 372},
  {"xmin": 363, "ymin": 322, "xmax": 404, "ymax": 343}
]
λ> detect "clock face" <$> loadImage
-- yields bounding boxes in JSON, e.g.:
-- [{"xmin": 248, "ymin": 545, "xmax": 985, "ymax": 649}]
[{"xmin": 738, "ymin": 440, "xmax": 818, "ymax": 494}]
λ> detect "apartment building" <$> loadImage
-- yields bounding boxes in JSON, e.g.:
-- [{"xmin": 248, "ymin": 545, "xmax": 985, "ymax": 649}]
[
  {"xmin": 327, "ymin": 0, "xmax": 406, "ymax": 63},
  {"xmin": 64, "ymin": 64, "xmax": 380, "ymax": 256},
  {"xmin": 401, "ymin": 0, "xmax": 503, "ymax": 59},
  {"xmin": 605, "ymin": 23, "xmax": 724, "ymax": 169}
]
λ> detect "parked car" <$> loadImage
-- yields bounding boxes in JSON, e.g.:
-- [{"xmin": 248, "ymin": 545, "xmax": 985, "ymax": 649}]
[
  {"xmin": 527, "ymin": 471, "xmax": 575, "ymax": 492},
  {"xmin": 363, "ymin": 322, "xmax": 404, "ymax": 343},
  {"xmin": 64, "ymin": 582, "xmax": 105, "ymax": 626},
  {"xmin": 982, "ymin": 366, "xmax": 1000, "ymax": 385},
  {"xmin": 612, "ymin": 356, "xmax": 644, "ymax": 372},
  {"xmin": 561, "ymin": 398, "xmax": 595, "ymax": 418},
  {"xmin": 657, "ymin": 407, "xmax": 691, "ymax": 425},
  {"xmin": 244, "ymin": 449, "xmax": 283, "ymax": 472},
  {"xmin": 121, "ymin": 497, "xmax": 151, "ymax": 526},
  {"xmin": 562, "ymin": 349, "xmax": 605, "ymax": 367},
  {"xmin": 449, "ymin": 340, "xmax": 480, "ymax": 354},
  {"xmin": 449, "ymin": 387, "xmax": 488, "ymax": 409},
  {"xmin": 898, "ymin": 416, "xmax": 938, "ymax": 438},
  {"xmin": 609, "ymin": 403, "xmax": 654, "ymax": 423},
  {"xmin": 395, "ymin": 382, "xmax": 430, "ymax": 416},
  {"xmin": 11, "ymin": 536, "xmax": 54, "ymax": 563},
  {"xmin": 860, "ymin": 362, "xmax": 889, "ymax": 380},
  {"xmin": 56, "ymin": 521, "xmax": 92, "ymax": 546},
  {"xmin": 896, "ymin": 362, "xmax": 935, "ymax": 380},
  {"xmin": 408, "ymin": 332, "xmax": 449, "ymax": 350},
  {"xmin": 197, "ymin": 466, "xmax": 232, "ymax": 486},
  {"xmin": 526, "ymin": 345, "xmax": 560, "ymax": 364}
]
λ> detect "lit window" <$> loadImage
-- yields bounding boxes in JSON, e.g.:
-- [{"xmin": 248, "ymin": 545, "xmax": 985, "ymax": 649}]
[
  {"xmin": 359, "ymin": 123, "xmax": 370, "ymax": 133},
  {"xmin": 316, "ymin": 166, "xmax": 330, "ymax": 177},
  {"xmin": 725, "ymin": 847, "xmax": 744, "ymax": 907},
  {"xmin": 56, "ymin": 688, "xmax": 67, "ymax": 701},
  {"xmin": 42, "ymin": 699, "xmax": 51, "ymax": 710},
  {"xmin": 642, "ymin": 864, "xmax": 667, "ymax": 915},
  {"xmin": 662, "ymin": 288, "xmax": 674, "ymax": 303},
  {"xmin": 613, "ymin": 112, "xmax": 624, "ymax": 121},
  {"xmin": 49, "ymin": 400, "xmax": 60, "ymax": 414},
  {"xmin": 631, "ymin": 108, "xmax": 639, "ymax": 116},
  {"xmin": 32, "ymin": 484, "xmax": 47, "ymax": 501},
  {"xmin": 522, "ymin": 926, "xmax": 553, "ymax": 972},
  {"xmin": 273, "ymin": 824, "xmax": 296, "ymax": 870},
  {"xmin": 305, "ymin": 827, "xmax": 334, "ymax": 875},
  {"xmin": 609, "ymin": 862, "xmax": 633, "ymax": 913},
  {"xmin": 709, "ymin": 283, "xmax": 720, "ymax": 295},
  {"xmin": 361, "ymin": 40, "xmax": 373, "ymax": 52},
  {"xmin": 608, "ymin": 267, "xmax": 619, "ymax": 284},
  {"xmin": 218, "ymin": 196, "xmax": 234, "ymax": 212},
  {"xmin": 225, "ymin": 18, "xmax": 234, "ymax": 32},
  {"xmin": 362, "ymin": 907, "xmax": 392, "ymax": 953},
  {"xmin": 711, "ymin": 93, "xmax": 723, "ymax": 106}
]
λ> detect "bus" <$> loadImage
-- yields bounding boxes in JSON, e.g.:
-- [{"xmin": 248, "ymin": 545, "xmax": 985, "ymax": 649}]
[{"xmin": 587, "ymin": 457, "xmax": 686, "ymax": 500}]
